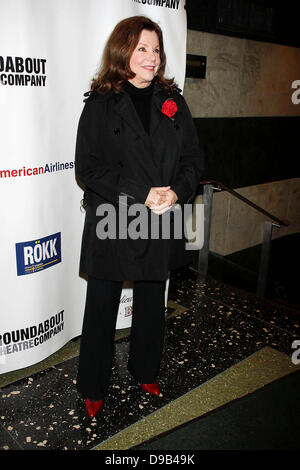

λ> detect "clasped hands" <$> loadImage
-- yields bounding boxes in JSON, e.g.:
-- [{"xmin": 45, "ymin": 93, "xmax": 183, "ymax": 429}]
[{"xmin": 145, "ymin": 186, "xmax": 178, "ymax": 215}]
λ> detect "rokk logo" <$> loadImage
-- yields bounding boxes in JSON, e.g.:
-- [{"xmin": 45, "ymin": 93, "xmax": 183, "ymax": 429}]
[{"xmin": 15, "ymin": 232, "xmax": 61, "ymax": 276}]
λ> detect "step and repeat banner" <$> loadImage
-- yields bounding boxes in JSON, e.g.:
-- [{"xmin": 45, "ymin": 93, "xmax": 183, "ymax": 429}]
[{"xmin": 0, "ymin": 0, "xmax": 187, "ymax": 373}]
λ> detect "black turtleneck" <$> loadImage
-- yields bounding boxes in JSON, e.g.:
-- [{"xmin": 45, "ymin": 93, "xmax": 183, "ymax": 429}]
[{"xmin": 123, "ymin": 80, "xmax": 154, "ymax": 134}]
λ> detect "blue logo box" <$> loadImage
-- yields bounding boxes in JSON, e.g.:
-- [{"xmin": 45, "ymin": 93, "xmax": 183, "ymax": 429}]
[{"xmin": 15, "ymin": 232, "xmax": 61, "ymax": 276}]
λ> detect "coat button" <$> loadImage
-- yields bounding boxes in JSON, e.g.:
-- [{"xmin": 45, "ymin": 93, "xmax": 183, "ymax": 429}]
[
  {"xmin": 114, "ymin": 128, "xmax": 120, "ymax": 135},
  {"xmin": 174, "ymin": 123, "xmax": 180, "ymax": 130},
  {"xmin": 117, "ymin": 161, "xmax": 124, "ymax": 168}
]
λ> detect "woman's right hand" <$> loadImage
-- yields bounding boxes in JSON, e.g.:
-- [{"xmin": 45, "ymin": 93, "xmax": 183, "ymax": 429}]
[{"xmin": 145, "ymin": 186, "xmax": 170, "ymax": 208}]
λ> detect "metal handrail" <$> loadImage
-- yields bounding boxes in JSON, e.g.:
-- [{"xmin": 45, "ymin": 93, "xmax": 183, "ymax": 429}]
[
  {"xmin": 197, "ymin": 180, "xmax": 290, "ymax": 297},
  {"xmin": 200, "ymin": 179, "xmax": 290, "ymax": 227}
]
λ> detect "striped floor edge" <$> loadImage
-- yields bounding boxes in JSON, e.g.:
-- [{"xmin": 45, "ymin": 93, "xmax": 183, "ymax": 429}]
[{"xmin": 92, "ymin": 346, "xmax": 300, "ymax": 450}]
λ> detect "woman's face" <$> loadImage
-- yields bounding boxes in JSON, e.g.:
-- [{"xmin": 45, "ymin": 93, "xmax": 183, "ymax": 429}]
[{"xmin": 128, "ymin": 29, "xmax": 161, "ymax": 88}]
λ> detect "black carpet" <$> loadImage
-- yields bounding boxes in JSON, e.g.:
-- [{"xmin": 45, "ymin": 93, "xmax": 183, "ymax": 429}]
[{"xmin": 135, "ymin": 369, "xmax": 300, "ymax": 450}]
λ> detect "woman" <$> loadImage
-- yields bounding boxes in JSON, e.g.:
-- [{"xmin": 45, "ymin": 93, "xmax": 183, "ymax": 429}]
[{"xmin": 75, "ymin": 16, "xmax": 204, "ymax": 418}]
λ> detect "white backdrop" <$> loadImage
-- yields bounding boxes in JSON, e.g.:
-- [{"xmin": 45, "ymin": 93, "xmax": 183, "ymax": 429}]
[{"xmin": 0, "ymin": 0, "xmax": 187, "ymax": 373}]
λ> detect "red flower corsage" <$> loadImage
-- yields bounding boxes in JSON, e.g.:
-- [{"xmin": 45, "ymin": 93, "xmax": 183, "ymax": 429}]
[{"xmin": 161, "ymin": 99, "xmax": 177, "ymax": 119}]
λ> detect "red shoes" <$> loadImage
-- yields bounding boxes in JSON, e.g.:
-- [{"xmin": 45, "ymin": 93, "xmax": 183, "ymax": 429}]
[
  {"xmin": 85, "ymin": 382, "xmax": 160, "ymax": 416},
  {"xmin": 141, "ymin": 381, "xmax": 160, "ymax": 396},
  {"xmin": 85, "ymin": 397, "xmax": 103, "ymax": 418}
]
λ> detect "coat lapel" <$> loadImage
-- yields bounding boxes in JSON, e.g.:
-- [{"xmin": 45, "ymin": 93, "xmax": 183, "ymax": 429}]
[
  {"xmin": 114, "ymin": 83, "xmax": 180, "ymax": 139},
  {"xmin": 114, "ymin": 92, "xmax": 146, "ymax": 141},
  {"xmin": 113, "ymin": 83, "xmax": 181, "ymax": 181},
  {"xmin": 150, "ymin": 84, "xmax": 182, "ymax": 138},
  {"xmin": 150, "ymin": 86, "xmax": 166, "ymax": 137},
  {"xmin": 113, "ymin": 88, "xmax": 161, "ymax": 178}
]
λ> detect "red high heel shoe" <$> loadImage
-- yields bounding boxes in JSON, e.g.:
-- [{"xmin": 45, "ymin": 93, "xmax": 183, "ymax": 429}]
[
  {"xmin": 85, "ymin": 397, "xmax": 103, "ymax": 418},
  {"xmin": 141, "ymin": 382, "xmax": 160, "ymax": 396}
]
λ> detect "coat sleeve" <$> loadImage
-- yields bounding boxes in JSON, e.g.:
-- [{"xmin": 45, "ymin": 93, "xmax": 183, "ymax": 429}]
[
  {"xmin": 171, "ymin": 95, "xmax": 205, "ymax": 205},
  {"xmin": 75, "ymin": 99, "xmax": 150, "ymax": 206}
]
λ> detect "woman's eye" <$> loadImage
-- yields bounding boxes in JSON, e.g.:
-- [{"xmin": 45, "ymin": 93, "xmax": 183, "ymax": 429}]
[{"xmin": 137, "ymin": 47, "xmax": 160, "ymax": 53}]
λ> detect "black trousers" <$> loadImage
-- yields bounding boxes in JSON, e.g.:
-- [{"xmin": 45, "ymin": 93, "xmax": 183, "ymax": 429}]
[{"xmin": 76, "ymin": 277, "xmax": 166, "ymax": 401}]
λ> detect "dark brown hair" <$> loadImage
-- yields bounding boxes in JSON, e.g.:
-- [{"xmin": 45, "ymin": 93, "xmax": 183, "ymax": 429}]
[{"xmin": 90, "ymin": 16, "xmax": 179, "ymax": 95}]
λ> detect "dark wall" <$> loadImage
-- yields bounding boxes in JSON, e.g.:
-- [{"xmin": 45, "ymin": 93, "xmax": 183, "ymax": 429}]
[
  {"xmin": 186, "ymin": 0, "xmax": 300, "ymax": 48},
  {"xmin": 195, "ymin": 116, "xmax": 300, "ymax": 189}
]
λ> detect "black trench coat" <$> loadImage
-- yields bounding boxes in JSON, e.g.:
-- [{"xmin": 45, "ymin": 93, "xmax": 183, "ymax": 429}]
[{"xmin": 75, "ymin": 82, "xmax": 204, "ymax": 281}]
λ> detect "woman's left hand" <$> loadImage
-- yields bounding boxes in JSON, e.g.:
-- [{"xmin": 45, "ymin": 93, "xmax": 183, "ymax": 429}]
[{"xmin": 150, "ymin": 189, "xmax": 178, "ymax": 215}]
